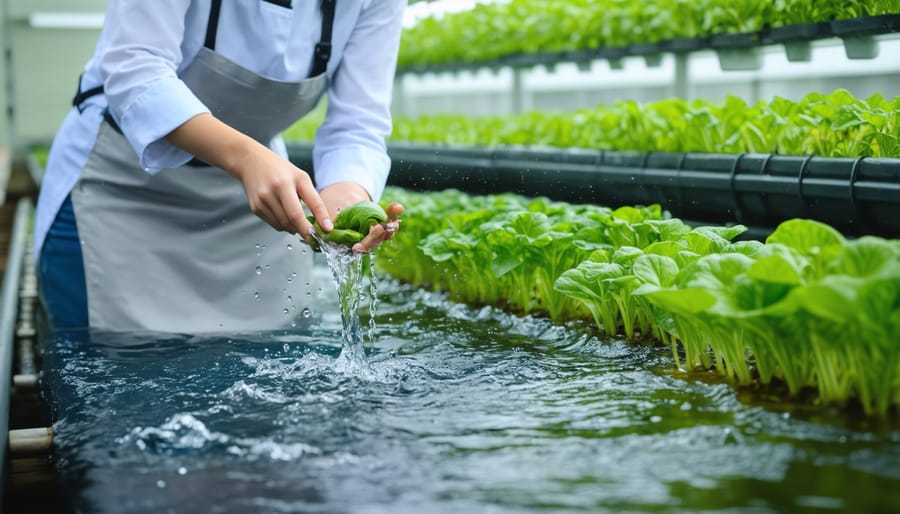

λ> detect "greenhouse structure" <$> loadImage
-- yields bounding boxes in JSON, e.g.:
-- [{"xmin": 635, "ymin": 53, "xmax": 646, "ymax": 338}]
[{"xmin": 0, "ymin": 0, "xmax": 899, "ymax": 513}]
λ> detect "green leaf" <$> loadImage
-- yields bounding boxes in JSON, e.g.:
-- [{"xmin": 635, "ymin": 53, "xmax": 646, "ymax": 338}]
[
  {"xmin": 766, "ymin": 219, "xmax": 846, "ymax": 255},
  {"xmin": 633, "ymin": 254, "xmax": 680, "ymax": 288},
  {"xmin": 611, "ymin": 246, "xmax": 644, "ymax": 267},
  {"xmin": 491, "ymin": 251, "xmax": 522, "ymax": 278},
  {"xmin": 831, "ymin": 236, "xmax": 899, "ymax": 278},
  {"xmin": 643, "ymin": 240, "xmax": 687, "ymax": 260},
  {"xmin": 794, "ymin": 276, "xmax": 859, "ymax": 323},
  {"xmin": 747, "ymin": 243, "xmax": 809, "ymax": 285},
  {"xmin": 633, "ymin": 287, "xmax": 717, "ymax": 316},
  {"xmin": 681, "ymin": 253, "xmax": 755, "ymax": 291},
  {"xmin": 683, "ymin": 228, "xmax": 731, "ymax": 256},
  {"xmin": 724, "ymin": 240, "xmax": 764, "ymax": 255}
]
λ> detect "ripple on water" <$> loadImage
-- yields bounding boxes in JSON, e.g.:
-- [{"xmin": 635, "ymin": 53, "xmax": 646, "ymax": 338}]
[{"xmin": 40, "ymin": 267, "xmax": 900, "ymax": 514}]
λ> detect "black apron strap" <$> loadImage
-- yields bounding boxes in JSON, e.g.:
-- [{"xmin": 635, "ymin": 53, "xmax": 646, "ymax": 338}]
[
  {"xmin": 309, "ymin": 0, "xmax": 336, "ymax": 77},
  {"xmin": 72, "ymin": 74, "xmax": 104, "ymax": 112},
  {"xmin": 204, "ymin": 0, "xmax": 223, "ymax": 50},
  {"xmin": 72, "ymin": 0, "xmax": 224, "ymax": 109}
]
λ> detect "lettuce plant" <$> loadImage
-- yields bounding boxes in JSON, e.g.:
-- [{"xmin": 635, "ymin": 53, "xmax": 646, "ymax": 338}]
[{"xmin": 374, "ymin": 188, "xmax": 900, "ymax": 416}]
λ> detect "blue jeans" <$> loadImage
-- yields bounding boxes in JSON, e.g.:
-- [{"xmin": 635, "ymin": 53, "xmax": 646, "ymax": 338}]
[{"xmin": 39, "ymin": 195, "xmax": 88, "ymax": 328}]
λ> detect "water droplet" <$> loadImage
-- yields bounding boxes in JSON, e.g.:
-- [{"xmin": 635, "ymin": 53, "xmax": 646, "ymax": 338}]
[
  {"xmin": 265, "ymin": 264, "xmax": 270, "ymax": 270},
  {"xmin": 301, "ymin": 308, "xmax": 311, "ymax": 318},
  {"xmin": 255, "ymin": 243, "xmax": 260, "ymax": 249},
  {"xmin": 157, "ymin": 480, "xmax": 166, "ymax": 488},
  {"xmin": 255, "ymin": 266, "xmax": 262, "ymax": 275},
  {"xmin": 283, "ymin": 308, "xmax": 289, "ymax": 315},
  {"xmin": 261, "ymin": 244, "xmax": 266, "ymax": 250},
  {"xmin": 290, "ymin": 320, "xmax": 296, "ymax": 327},
  {"xmin": 178, "ymin": 467, "xmax": 187, "ymax": 475},
  {"xmin": 254, "ymin": 292, "xmax": 260, "ymax": 300},
  {"xmin": 283, "ymin": 343, "xmax": 290, "ymax": 352},
  {"xmin": 287, "ymin": 243, "xmax": 293, "ymax": 250},
  {"xmin": 292, "ymin": 272, "xmax": 297, "ymax": 277},
  {"xmin": 306, "ymin": 291, "xmax": 311, "ymax": 297},
  {"xmin": 287, "ymin": 295, "xmax": 293, "ymax": 303}
]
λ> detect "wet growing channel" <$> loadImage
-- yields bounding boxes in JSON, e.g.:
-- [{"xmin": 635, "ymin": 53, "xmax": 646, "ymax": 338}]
[{"xmin": 43, "ymin": 258, "xmax": 900, "ymax": 514}]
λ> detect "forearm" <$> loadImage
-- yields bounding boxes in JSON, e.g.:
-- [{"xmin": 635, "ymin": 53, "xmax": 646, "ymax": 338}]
[
  {"xmin": 163, "ymin": 112, "xmax": 332, "ymax": 236},
  {"xmin": 163, "ymin": 113, "xmax": 263, "ymax": 181}
]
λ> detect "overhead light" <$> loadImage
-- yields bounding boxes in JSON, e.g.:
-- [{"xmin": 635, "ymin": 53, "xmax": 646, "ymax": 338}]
[
  {"xmin": 403, "ymin": 0, "xmax": 503, "ymax": 27},
  {"xmin": 28, "ymin": 12, "xmax": 104, "ymax": 29}
]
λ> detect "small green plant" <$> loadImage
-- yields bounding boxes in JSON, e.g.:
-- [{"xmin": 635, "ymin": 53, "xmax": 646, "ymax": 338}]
[{"xmin": 306, "ymin": 201, "xmax": 387, "ymax": 250}]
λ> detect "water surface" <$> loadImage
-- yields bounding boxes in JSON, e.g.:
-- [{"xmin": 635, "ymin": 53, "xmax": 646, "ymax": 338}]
[{"xmin": 43, "ymin": 261, "xmax": 900, "ymax": 514}]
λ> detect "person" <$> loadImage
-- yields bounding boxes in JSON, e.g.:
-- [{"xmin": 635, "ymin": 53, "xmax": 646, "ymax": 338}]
[{"xmin": 34, "ymin": 0, "xmax": 406, "ymax": 333}]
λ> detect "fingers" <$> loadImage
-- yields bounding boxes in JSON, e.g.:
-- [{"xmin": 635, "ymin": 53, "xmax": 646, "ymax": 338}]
[
  {"xmin": 352, "ymin": 223, "xmax": 388, "ymax": 253},
  {"xmin": 351, "ymin": 205, "xmax": 405, "ymax": 253},
  {"xmin": 236, "ymin": 149, "xmax": 330, "ymax": 236},
  {"xmin": 385, "ymin": 202, "xmax": 404, "ymax": 220},
  {"xmin": 295, "ymin": 175, "xmax": 332, "ymax": 235},
  {"xmin": 277, "ymin": 179, "xmax": 313, "ymax": 237}
]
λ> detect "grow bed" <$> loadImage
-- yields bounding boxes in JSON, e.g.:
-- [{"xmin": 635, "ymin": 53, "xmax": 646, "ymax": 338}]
[{"xmin": 40, "ymin": 262, "xmax": 900, "ymax": 514}]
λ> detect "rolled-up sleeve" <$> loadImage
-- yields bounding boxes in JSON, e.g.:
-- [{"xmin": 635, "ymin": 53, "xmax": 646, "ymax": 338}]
[
  {"xmin": 99, "ymin": 0, "xmax": 209, "ymax": 173},
  {"xmin": 312, "ymin": 0, "xmax": 405, "ymax": 202}
]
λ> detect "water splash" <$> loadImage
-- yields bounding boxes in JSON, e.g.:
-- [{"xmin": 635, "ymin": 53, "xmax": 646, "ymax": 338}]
[{"xmin": 311, "ymin": 233, "xmax": 379, "ymax": 376}]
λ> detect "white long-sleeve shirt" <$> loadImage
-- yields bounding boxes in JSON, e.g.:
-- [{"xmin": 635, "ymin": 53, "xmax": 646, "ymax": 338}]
[{"xmin": 35, "ymin": 0, "xmax": 405, "ymax": 256}]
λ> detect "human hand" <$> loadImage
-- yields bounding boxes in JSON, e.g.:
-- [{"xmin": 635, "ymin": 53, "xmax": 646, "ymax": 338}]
[
  {"xmin": 163, "ymin": 113, "xmax": 333, "ymax": 237},
  {"xmin": 234, "ymin": 147, "xmax": 333, "ymax": 237},
  {"xmin": 320, "ymin": 182, "xmax": 404, "ymax": 253}
]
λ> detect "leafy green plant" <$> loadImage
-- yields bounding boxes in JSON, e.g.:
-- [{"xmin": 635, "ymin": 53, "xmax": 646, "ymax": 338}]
[
  {"xmin": 374, "ymin": 188, "xmax": 900, "ymax": 416},
  {"xmin": 397, "ymin": 0, "xmax": 900, "ymax": 69},
  {"xmin": 370, "ymin": 91, "xmax": 900, "ymax": 158}
]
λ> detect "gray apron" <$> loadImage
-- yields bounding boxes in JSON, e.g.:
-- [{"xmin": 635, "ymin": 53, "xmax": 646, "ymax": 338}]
[{"xmin": 70, "ymin": 0, "xmax": 336, "ymax": 333}]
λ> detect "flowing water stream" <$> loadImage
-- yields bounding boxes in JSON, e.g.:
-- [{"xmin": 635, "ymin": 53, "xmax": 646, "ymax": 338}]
[
  {"xmin": 316, "ymin": 239, "xmax": 379, "ymax": 376},
  {"xmin": 42, "ymin": 256, "xmax": 900, "ymax": 514}
]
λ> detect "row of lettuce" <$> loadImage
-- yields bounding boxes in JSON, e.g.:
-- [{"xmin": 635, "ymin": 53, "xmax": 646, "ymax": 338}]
[
  {"xmin": 399, "ymin": 0, "xmax": 900, "ymax": 69},
  {"xmin": 283, "ymin": 90, "xmax": 900, "ymax": 158},
  {"xmin": 375, "ymin": 187, "xmax": 900, "ymax": 416}
]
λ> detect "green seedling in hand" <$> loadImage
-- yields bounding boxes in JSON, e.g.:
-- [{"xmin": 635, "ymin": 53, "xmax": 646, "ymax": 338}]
[{"xmin": 305, "ymin": 201, "xmax": 388, "ymax": 251}]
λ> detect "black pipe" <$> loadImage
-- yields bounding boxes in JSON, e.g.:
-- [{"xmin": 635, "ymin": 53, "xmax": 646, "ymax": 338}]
[{"xmin": 287, "ymin": 142, "xmax": 900, "ymax": 239}]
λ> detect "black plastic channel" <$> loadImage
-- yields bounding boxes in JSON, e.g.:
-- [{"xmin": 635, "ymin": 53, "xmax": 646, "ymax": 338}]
[
  {"xmin": 764, "ymin": 22, "xmax": 831, "ymax": 44},
  {"xmin": 286, "ymin": 142, "xmax": 900, "ymax": 238},
  {"xmin": 830, "ymin": 14, "xmax": 900, "ymax": 37},
  {"xmin": 0, "ymin": 198, "xmax": 34, "ymax": 500}
]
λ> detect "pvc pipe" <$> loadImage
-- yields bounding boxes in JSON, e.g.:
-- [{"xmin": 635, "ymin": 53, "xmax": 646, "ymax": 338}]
[{"xmin": 0, "ymin": 198, "xmax": 34, "ymax": 497}]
